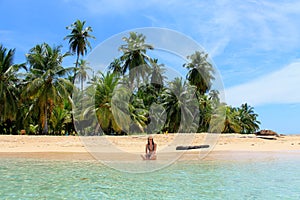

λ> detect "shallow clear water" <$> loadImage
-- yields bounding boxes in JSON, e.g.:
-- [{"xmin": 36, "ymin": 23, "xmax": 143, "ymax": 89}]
[{"xmin": 0, "ymin": 157, "xmax": 300, "ymax": 200}]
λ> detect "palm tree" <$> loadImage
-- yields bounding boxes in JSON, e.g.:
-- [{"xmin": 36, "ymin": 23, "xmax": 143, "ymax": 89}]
[
  {"xmin": 50, "ymin": 104, "xmax": 72, "ymax": 135},
  {"xmin": 184, "ymin": 51, "xmax": 215, "ymax": 95},
  {"xmin": 119, "ymin": 32, "xmax": 153, "ymax": 85},
  {"xmin": 150, "ymin": 58, "xmax": 166, "ymax": 92},
  {"xmin": 64, "ymin": 19, "xmax": 95, "ymax": 75},
  {"xmin": 209, "ymin": 104, "xmax": 238, "ymax": 133},
  {"xmin": 128, "ymin": 96, "xmax": 148, "ymax": 134},
  {"xmin": 197, "ymin": 94, "xmax": 213, "ymax": 132},
  {"xmin": 94, "ymin": 72, "xmax": 123, "ymax": 134},
  {"xmin": 238, "ymin": 103, "xmax": 260, "ymax": 134},
  {"xmin": 209, "ymin": 103, "xmax": 260, "ymax": 134},
  {"xmin": 223, "ymin": 106, "xmax": 241, "ymax": 133},
  {"xmin": 209, "ymin": 102, "xmax": 226, "ymax": 133},
  {"xmin": 162, "ymin": 77, "xmax": 198, "ymax": 133},
  {"xmin": 108, "ymin": 58, "xmax": 122, "ymax": 76},
  {"xmin": 75, "ymin": 59, "xmax": 92, "ymax": 91},
  {"xmin": 0, "ymin": 44, "xmax": 25, "ymax": 123},
  {"xmin": 25, "ymin": 43, "xmax": 73, "ymax": 134},
  {"xmin": 208, "ymin": 90, "xmax": 220, "ymax": 107},
  {"xmin": 135, "ymin": 84, "xmax": 159, "ymax": 109}
]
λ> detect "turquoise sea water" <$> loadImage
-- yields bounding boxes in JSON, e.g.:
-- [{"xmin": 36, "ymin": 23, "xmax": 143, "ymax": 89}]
[{"xmin": 0, "ymin": 157, "xmax": 300, "ymax": 200}]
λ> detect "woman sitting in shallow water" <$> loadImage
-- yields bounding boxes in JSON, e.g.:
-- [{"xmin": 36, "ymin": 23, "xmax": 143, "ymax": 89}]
[{"xmin": 143, "ymin": 136, "xmax": 157, "ymax": 160}]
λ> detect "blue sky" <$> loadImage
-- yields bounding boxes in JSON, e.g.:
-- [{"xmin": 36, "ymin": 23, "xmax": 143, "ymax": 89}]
[{"xmin": 1, "ymin": 0, "xmax": 300, "ymax": 134}]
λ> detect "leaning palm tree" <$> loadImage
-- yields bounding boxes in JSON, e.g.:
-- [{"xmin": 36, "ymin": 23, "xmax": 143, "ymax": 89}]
[
  {"xmin": 119, "ymin": 32, "xmax": 153, "ymax": 85},
  {"xmin": 0, "ymin": 44, "xmax": 25, "ymax": 123},
  {"xmin": 184, "ymin": 51, "xmax": 215, "ymax": 95},
  {"xmin": 64, "ymin": 19, "xmax": 95, "ymax": 74},
  {"xmin": 25, "ymin": 43, "xmax": 73, "ymax": 134}
]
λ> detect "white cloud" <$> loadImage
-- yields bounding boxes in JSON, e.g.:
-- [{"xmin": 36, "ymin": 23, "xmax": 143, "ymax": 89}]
[
  {"xmin": 225, "ymin": 61, "xmax": 300, "ymax": 106},
  {"xmin": 208, "ymin": 37, "xmax": 230, "ymax": 58},
  {"xmin": 63, "ymin": 0, "xmax": 300, "ymax": 56},
  {"xmin": 164, "ymin": 0, "xmax": 300, "ymax": 58},
  {"xmin": 63, "ymin": 0, "xmax": 300, "ymax": 98}
]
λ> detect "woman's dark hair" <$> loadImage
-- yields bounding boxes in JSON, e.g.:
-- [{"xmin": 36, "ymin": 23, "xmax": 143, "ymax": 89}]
[{"xmin": 147, "ymin": 137, "xmax": 155, "ymax": 151}]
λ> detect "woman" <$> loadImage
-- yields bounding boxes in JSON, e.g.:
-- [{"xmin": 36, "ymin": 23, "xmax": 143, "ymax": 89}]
[{"xmin": 144, "ymin": 136, "xmax": 157, "ymax": 160}]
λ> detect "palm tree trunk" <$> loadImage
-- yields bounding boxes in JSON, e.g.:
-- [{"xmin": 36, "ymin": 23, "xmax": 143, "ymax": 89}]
[
  {"xmin": 43, "ymin": 104, "xmax": 48, "ymax": 134},
  {"xmin": 70, "ymin": 54, "xmax": 80, "ymax": 135},
  {"xmin": 73, "ymin": 54, "xmax": 80, "ymax": 84}
]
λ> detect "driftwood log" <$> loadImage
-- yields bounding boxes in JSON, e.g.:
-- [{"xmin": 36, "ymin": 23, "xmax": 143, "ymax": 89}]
[{"xmin": 176, "ymin": 145, "xmax": 210, "ymax": 150}]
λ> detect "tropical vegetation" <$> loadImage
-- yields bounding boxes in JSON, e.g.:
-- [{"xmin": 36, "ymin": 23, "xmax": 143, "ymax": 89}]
[{"xmin": 0, "ymin": 20, "xmax": 260, "ymax": 135}]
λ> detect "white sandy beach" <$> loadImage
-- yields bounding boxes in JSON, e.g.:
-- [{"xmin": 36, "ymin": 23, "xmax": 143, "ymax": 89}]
[{"xmin": 0, "ymin": 134, "xmax": 300, "ymax": 161}]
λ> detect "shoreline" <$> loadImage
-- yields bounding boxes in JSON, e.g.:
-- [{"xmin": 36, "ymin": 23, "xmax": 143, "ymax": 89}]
[
  {"xmin": 0, "ymin": 134, "xmax": 300, "ymax": 161},
  {"xmin": 1, "ymin": 150, "xmax": 299, "ymax": 162}
]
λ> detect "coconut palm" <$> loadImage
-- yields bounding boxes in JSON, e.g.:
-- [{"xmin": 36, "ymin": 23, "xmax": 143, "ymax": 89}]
[
  {"xmin": 104, "ymin": 76, "xmax": 150, "ymax": 135},
  {"xmin": 162, "ymin": 77, "xmax": 198, "ymax": 133},
  {"xmin": 197, "ymin": 94, "xmax": 213, "ymax": 132},
  {"xmin": 208, "ymin": 90, "xmax": 220, "ymax": 107},
  {"xmin": 64, "ymin": 19, "xmax": 95, "ymax": 75},
  {"xmin": 128, "ymin": 96, "xmax": 148, "ymax": 134},
  {"xmin": 119, "ymin": 32, "xmax": 153, "ymax": 85},
  {"xmin": 184, "ymin": 51, "xmax": 215, "ymax": 95},
  {"xmin": 50, "ymin": 104, "xmax": 72, "ymax": 135},
  {"xmin": 94, "ymin": 72, "xmax": 123, "ymax": 134},
  {"xmin": 238, "ymin": 103, "xmax": 260, "ymax": 134},
  {"xmin": 0, "ymin": 45, "xmax": 25, "ymax": 123},
  {"xmin": 25, "ymin": 43, "xmax": 73, "ymax": 134},
  {"xmin": 209, "ymin": 103, "xmax": 260, "ymax": 134},
  {"xmin": 135, "ymin": 84, "xmax": 158, "ymax": 109},
  {"xmin": 75, "ymin": 59, "xmax": 92, "ymax": 91},
  {"xmin": 150, "ymin": 58, "xmax": 166, "ymax": 92},
  {"xmin": 65, "ymin": 19, "xmax": 95, "ymax": 135},
  {"xmin": 133, "ymin": 83, "xmax": 168, "ymax": 134},
  {"xmin": 108, "ymin": 58, "xmax": 122, "ymax": 76},
  {"xmin": 223, "ymin": 106, "xmax": 241, "ymax": 133}
]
